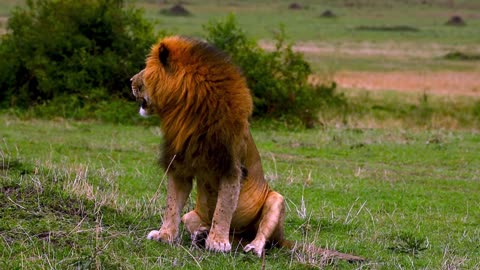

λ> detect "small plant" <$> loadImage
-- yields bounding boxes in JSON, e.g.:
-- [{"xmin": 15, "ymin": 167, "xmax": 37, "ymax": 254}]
[
  {"xmin": 389, "ymin": 232, "xmax": 428, "ymax": 255},
  {"xmin": 473, "ymin": 101, "xmax": 480, "ymax": 118},
  {"xmin": 444, "ymin": 51, "xmax": 480, "ymax": 61}
]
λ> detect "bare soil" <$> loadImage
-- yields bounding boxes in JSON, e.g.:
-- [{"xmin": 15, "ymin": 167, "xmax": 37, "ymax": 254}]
[{"xmin": 334, "ymin": 71, "xmax": 480, "ymax": 96}]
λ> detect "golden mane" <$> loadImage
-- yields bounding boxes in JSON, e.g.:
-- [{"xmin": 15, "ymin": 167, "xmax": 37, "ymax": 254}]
[{"xmin": 143, "ymin": 36, "xmax": 253, "ymax": 163}]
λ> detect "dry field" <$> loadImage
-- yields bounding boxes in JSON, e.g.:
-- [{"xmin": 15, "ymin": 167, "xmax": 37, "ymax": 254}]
[
  {"xmin": 261, "ymin": 40, "xmax": 480, "ymax": 97},
  {"xmin": 335, "ymin": 71, "xmax": 480, "ymax": 96}
]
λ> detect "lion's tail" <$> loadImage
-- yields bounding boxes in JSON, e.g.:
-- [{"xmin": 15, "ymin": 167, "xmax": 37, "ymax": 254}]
[{"xmin": 279, "ymin": 239, "xmax": 365, "ymax": 263}]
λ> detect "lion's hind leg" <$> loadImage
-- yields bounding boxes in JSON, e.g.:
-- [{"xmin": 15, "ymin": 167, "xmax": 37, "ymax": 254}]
[
  {"xmin": 244, "ymin": 191, "xmax": 285, "ymax": 257},
  {"xmin": 182, "ymin": 210, "xmax": 211, "ymax": 248}
]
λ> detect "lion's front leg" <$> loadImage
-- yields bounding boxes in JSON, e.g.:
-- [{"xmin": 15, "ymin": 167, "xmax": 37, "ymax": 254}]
[
  {"xmin": 147, "ymin": 175, "xmax": 192, "ymax": 243},
  {"xmin": 205, "ymin": 176, "xmax": 241, "ymax": 252}
]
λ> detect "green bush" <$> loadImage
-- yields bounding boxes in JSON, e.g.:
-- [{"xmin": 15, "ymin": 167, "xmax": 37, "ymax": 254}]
[
  {"xmin": 203, "ymin": 14, "xmax": 345, "ymax": 127},
  {"xmin": 0, "ymin": 0, "xmax": 160, "ymax": 108}
]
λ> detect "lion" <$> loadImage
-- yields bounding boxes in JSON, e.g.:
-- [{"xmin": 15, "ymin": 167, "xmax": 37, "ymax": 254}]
[{"xmin": 131, "ymin": 36, "xmax": 364, "ymax": 262}]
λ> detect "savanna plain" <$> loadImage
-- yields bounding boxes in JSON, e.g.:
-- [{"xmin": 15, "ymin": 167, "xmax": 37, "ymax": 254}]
[{"xmin": 1, "ymin": 0, "xmax": 480, "ymax": 269}]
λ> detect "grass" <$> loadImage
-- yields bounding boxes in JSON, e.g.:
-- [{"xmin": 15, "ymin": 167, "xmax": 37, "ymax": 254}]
[
  {"xmin": 1, "ymin": 1, "xmax": 479, "ymax": 267},
  {"xmin": 3, "ymin": 0, "xmax": 480, "ymax": 45},
  {"xmin": 1, "ymin": 113, "xmax": 479, "ymax": 269},
  {"xmin": 354, "ymin": 25, "xmax": 420, "ymax": 32},
  {"xmin": 135, "ymin": 0, "xmax": 480, "ymax": 44},
  {"xmin": 305, "ymin": 47, "xmax": 480, "ymax": 72},
  {"xmin": 336, "ymin": 90, "xmax": 480, "ymax": 130}
]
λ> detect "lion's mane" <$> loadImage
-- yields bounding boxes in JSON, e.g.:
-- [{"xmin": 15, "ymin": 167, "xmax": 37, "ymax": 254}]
[{"xmin": 143, "ymin": 36, "xmax": 253, "ymax": 176}]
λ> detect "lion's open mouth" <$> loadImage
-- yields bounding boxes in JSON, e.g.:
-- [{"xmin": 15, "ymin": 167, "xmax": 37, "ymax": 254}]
[{"xmin": 138, "ymin": 98, "xmax": 148, "ymax": 109}]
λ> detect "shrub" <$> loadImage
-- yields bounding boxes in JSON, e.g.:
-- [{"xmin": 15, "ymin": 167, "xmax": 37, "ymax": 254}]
[
  {"xmin": 0, "ymin": 0, "xmax": 160, "ymax": 108},
  {"xmin": 203, "ymin": 15, "xmax": 344, "ymax": 126},
  {"xmin": 444, "ymin": 51, "xmax": 480, "ymax": 61}
]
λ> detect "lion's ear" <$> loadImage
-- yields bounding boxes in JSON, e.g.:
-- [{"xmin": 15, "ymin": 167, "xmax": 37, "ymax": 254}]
[{"xmin": 159, "ymin": 43, "xmax": 169, "ymax": 66}]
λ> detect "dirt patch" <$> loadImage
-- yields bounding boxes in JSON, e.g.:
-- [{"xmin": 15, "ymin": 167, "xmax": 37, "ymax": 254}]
[{"xmin": 333, "ymin": 71, "xmax": 480, "ymax": 96}]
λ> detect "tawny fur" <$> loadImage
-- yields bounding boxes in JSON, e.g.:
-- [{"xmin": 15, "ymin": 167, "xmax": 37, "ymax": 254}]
[{"xmin": 132, "ymin": 36, "xmax": 364, "ymax": 262}]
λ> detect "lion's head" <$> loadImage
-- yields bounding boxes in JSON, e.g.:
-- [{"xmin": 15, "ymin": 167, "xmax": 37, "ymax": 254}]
[
  {"xmin": 131, "ymin": 69, "xmax": 154, "ymax": 117},
  {"xmin": 133, "ymin": 36, "xmax": 253, "ymax": 153}
]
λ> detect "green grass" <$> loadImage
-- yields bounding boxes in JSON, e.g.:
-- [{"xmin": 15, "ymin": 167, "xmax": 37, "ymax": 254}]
[
  {"xmin": 1, "ymin": 114, "xmax": 479, "ymax": 269},
  {"xmin": 307, "ymin": 49, "xmax": 480, "ymax": 72},
  {"xmin": 3, "ymin": 0, "xmax": 480, "ymax": 45},
  {"xmin": 134, "ymin": 0, "xmax": 480, "ymax": 44},
  {"xmin": 337, "ymin": 90, "xmax": 480, "ymax": 129},
  {"xmin": 1, "ymin": 1, "xmax": 479, "ymax": 267}
]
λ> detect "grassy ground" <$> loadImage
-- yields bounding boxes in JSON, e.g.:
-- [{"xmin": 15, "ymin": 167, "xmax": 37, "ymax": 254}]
[
  {"xmin": 3, "ymin": 0, "xmax": 480, "ymax": 45},
  {"xmin": 138, "ymin": 0, "xmax": 480, "ymax": 44},
  {"xmin": 1, "ymin": 1, "xmax": 480, "ymax": 269},
  {"xmin": 1, "ymin": 115, "xmax": 479, "ymax": 269}
]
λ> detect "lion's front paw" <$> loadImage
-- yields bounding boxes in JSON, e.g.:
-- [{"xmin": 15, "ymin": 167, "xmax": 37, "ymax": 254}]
[
  {"xmin": 244, "ymin": 240, "xmax": 265, "ymax": 257},
  {"xmin": 205, "ymin": 235, "xmax": 231, "ymax": 252},
  {"xmin": 146, "ymin": 229, "xmax": 176, "ymax": 243}
]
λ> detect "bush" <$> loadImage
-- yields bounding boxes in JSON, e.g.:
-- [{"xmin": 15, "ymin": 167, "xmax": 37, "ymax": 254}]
[
  {"xmin": 0, "ymin": 0, "xmax": 160, "ymax": 108},
  {"xmin": 203, "ymin": 15, "xmax": 344, "ymax": 127},
  {"xmin": 444, "ymin": 51, "xmax": 480, "ymax": 61}
]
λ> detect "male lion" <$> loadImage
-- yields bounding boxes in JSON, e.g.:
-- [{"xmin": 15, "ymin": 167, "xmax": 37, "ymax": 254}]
[{"xmin": 131, "ymin": 36, "xmax": 363, "ymax": 262}]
